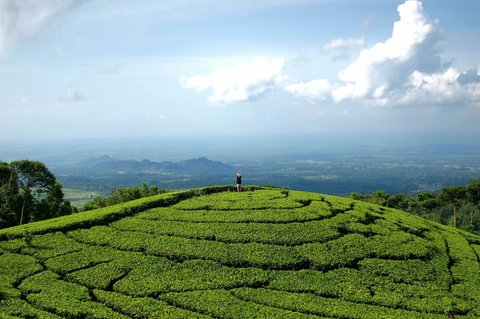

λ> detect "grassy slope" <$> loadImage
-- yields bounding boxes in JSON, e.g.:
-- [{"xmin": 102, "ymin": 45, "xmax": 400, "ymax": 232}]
[{"xmin": 1, "ymin": 186, "xmax": 479, "ymax": 319}]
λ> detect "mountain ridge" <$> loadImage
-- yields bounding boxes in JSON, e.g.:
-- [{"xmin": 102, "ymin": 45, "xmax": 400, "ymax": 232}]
[{"xmin": 73, "ymin": 156, "xmax": 234, "ymax": 175}]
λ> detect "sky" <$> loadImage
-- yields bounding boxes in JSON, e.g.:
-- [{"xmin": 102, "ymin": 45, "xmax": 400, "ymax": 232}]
[{"xmin": 0, "ymin": 0, "xmax": 479, "ymax": 140}]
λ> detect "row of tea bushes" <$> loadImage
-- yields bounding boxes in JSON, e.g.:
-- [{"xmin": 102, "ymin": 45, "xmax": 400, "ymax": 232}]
[
  {"xmin": 68, "ymin": 226, "xmax": 304, "ymax": 269},
  {"xmin": 136, "ymin": 201, "xmax": 333, "ymax": 223},
  {"xmin": 110, "ymin": 217, "xmax": 341, "ymax": 245},
  {"xmin": 159, "ymin": 289, "xmax": 319, "ymax": 319}
]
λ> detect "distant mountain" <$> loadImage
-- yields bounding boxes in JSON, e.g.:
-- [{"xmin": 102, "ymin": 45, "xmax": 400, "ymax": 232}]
[{"xmin": 77, "ymin": 156, "xmax": 234, "ymax": 176}]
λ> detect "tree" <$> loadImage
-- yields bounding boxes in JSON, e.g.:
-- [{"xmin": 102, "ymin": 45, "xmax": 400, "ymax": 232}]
[
  {"xmin": 466, "ymin": 179, "xmax": 480, "ymax": 228},
  {"xmin": 9, "ymin": 160, "xmax": 57, "ymax": 225},
  {"xmin": 350, "ymin": 192, "xmax": 366, "ymax": 201},
  {"xmin": 81, "ymin": 183, "xmax": 166, "ymax": 211},
  {"xmin": 0, "ymin": 162, "xmax": 20, "ymax": 227},
  {"xmin": 387, "ymin": 193, "xmax": 415, "ymax": 212},
  {"xmin": 367, "ymin": 190, "xmax": 390, "ymax": 207},
  {"xmin": 416, "ymin": 191, "xmax": 440, "ymax": 222},
  {"xmin": 5, "ymin": 160, "xmax": 73, "ymax": 226},
  {"xmin": 34, "ymin": 182, "xmax": 75, "ymax": 222},
  {"xmin": 440, "ymin": 185, "xmax": 467, "ymax": 228},
  {"xmin": 82, "ymin": 196, "xmax": 107, "ymax": 211}
]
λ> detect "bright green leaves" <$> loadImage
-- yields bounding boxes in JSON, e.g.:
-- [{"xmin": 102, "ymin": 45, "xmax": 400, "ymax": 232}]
[
  {"xmin": 231, "ymin": 288, "xmax": 448, "ymax": 319},
  {"xmin": 160, "ymin": 289, "xmax": 319, "ymax": 319},
  {"xmin": 111, "ymin": 217, "xmax": 340, "ymax": 245},
  {"xmin": 114, "ymin": 259, "xmax": 270, "ymax": 296},
  {"xmin": 94, "ymin": 290, "xmax": 210, "ymax": 319},
  {"xmin": 1, "ymin": 187, "xmax": 480, "ymax": 318},
  {"xmin": 18, "ymin": 270, "xmax": 128, "ymax": 319}
]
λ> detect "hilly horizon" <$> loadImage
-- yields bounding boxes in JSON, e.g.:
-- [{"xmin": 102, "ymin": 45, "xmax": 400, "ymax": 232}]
[
  {"xmin": 59, "ymin": 155, "xmax": 234, "ymax": 175},
  {"xmin": 1, "ymin": 186, "xmax": 479, "ymax": 318}
]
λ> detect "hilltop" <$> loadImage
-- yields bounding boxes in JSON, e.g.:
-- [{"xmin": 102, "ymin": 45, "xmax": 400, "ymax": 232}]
[{"xmin": 1, "ymin": 186, "xmax": 479, "ymax": 318}]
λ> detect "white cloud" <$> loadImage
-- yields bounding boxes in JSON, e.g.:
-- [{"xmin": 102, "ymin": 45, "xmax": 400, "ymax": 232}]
[
  {"xmin": 286, "ymin": 0, "xmax": 480, "ymax": 109},
  {"xmin": 180, "ymin": 0, "xmax": 479, "ymax": 110},
  {"xmin": 284, "ymin": 79, "xmax": 332, "ymax": 101},
  {"xmin": 0, "ymin": 0, "xmax": 81, "ymax": 55},
  {"xmin": 323, "ymin": 38, "xmax": 364, "ymax": 52},
  {"xmin": 334, "ymin": 0, "xmax": 439, "ymax": 102},
  {"xmin": 273, "ymin": 0, "xmax": 444, "ymax": 104},
  {"xmin": 400, "ymin": 68, "xmax": 480, "ymax": 107},
  {"xmin": 181, "ymin": 57, "xmax": 286, "ymax": 105}
]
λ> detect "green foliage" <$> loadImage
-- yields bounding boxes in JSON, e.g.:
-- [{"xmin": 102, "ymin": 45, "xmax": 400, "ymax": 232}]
[
  {"xmin": 66, "ymin": 252, "xmax": 147, "ymax": 290},
  {"xmin": 82, "ymin": 182, "xmax": 167, "ymax": 211},
  {"xmin": 0, "ymin": 162, "xmax": 20, "ymax": 229},
  {"xmin": 172, "ymin": 189, "xmax": 304, "ymax": 210},
  {"xmin": 0, "ymin": 253, "xmax": 42, "ymax": 282},
  {"xmin": 44, "ymin": 246, "xmax": 118, "ymax": 274},
  {"xmin": 19, "ymin": 270, "xmax": 128, "ymax": 319},
  {"xmin": 137, "ymin": 200, "xmax": 333, "ymax": 223},
  {"xmin": 22, "ymin": 232, "xmax": 86, "ymax": 260},
  {"xmin": 0, "ymin": 160, "xmax": 74, "ymax": 228},
  {"xmin": 297, "ymin": 233, "xmax": 370, "ymax": 269},
  {"xmin": 69, "ymin": 225, "xmax": 303, "ymax": 269},
  {"xmin": 231, "ymin": 287, "xmax": 448, "ymax": 319},
  {"xmin": 110, "ymin": 216, "xmax": 340, "ymax": 245},
  {"xmin": 0, "ymin": 298, "xmax": 63, "ymax": 318},
  {"xmin": 94, "ymin": 289, "xmax": 210, "ymax": 318},
  {"xmin": 0, "ymin": 186, "xmax": 479, "ymax": 318},
  {"xmin": 350, "ymin": 179, "xmax": 480, "ymax": 234},
  {"xmin": 160, "ymin": 289, "xmax": 320, "ymax": 319},
  {"xmin": 114, "ymin": 259, "xmax": 270, "ymax": 296}
]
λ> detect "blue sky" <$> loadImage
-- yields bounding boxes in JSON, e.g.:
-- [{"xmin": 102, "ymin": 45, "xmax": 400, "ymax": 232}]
[{"xmin": 0, "ymin": 0, "xmax": 479, "ymax": 140}]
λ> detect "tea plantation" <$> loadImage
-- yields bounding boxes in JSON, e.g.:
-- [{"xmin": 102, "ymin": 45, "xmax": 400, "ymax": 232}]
[{"xmin": 1, "ymin": 186, "xmax": 480, "ymax": 319}]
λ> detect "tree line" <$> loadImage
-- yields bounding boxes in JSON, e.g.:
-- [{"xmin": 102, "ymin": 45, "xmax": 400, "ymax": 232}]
[
  {"xmin": 81, "ymin": 183, "xmax": 166, "ymax": 211},
  {"xmin": 350, "ymin": 179, "xmax": 480, "ymax": 234}
]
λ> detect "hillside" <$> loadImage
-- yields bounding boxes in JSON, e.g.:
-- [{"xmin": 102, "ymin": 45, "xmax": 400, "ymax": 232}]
[{"xmin": 1, "ymin": 186, "xmax": 479, "ymax": 319}]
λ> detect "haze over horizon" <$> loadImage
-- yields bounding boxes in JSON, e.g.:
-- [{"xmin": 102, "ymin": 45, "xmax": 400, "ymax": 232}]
[{"xmin": 1, "ymin": 0, "xmax": 479, "ymax": 141}]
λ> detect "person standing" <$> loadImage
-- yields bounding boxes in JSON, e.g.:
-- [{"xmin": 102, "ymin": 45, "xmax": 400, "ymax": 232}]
[{"xmin": 236, "ymin": 170, "xmax": 242, "ymax": 192}]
